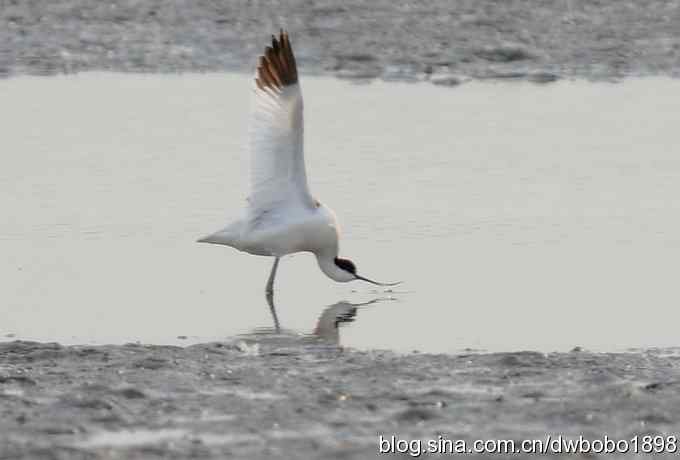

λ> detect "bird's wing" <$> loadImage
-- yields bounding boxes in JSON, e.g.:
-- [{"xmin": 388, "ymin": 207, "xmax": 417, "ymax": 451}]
[{"xmin": 247, "ymin": 31, "xmax": 314, "ymax": 217}]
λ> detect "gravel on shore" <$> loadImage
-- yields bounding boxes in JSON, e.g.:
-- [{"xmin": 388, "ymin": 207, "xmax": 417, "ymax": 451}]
[
  {"xmin": 1, "ymin": 0, "xmax": 679, "ymax": 83},
  {"xmin": 2, "ymin": 340, "xmax": 680, "ymax": 459}
]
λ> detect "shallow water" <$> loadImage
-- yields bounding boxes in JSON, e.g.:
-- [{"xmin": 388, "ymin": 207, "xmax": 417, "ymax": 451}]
[{"xmin": 1, "ymin": 73, "xmax": 679, "ymax": 353}]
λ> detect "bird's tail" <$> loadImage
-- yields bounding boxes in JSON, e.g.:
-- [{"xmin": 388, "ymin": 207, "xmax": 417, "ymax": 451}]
[
  {"xmin": 196, "ymin": 233, "xmax": 219, "ymax": 244},
  {"xmin": 196, "ymin": 222, "xmax": 243, "ymax": 247}
]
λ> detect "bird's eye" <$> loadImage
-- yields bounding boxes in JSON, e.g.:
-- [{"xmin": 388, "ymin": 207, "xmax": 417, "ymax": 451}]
[{"xmin": 334, "ymin": 257, "xmax": 356, "ymax": 274}]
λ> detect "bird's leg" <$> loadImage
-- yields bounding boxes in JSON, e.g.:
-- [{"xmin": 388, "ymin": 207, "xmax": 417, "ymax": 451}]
[
  {"xmin": 265, "ymin": 257, "xmax": 280, "ymax": 295},
  {"xmin": 266, "ymin": 291, "xmax": 281, "ymax": 333}
]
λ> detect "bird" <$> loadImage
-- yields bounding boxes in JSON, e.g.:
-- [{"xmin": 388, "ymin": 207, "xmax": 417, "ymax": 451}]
[{"xmin": 198, "ymin": 30, "xmax": 399, "ymax": 294}]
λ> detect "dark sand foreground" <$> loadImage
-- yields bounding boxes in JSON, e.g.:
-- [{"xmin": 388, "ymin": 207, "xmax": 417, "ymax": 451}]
[{"xmin": 2, "ymin": 341, "xmax": 680, "ymax": 459}]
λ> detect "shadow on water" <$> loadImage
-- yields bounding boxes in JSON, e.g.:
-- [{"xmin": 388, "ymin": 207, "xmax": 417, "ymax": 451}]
[{"xmin": 237, "ymin": 296, "xmax": 392, "ymax": 349}]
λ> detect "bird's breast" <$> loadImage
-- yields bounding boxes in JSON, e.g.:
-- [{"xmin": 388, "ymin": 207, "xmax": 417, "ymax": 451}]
[
  {"xmin": 244, "ymin": 204, "xmax": 338, "ymax": 256},
  {"xmin": 291, "ymin": 206, "xmax": 339, "ymax": 254}
]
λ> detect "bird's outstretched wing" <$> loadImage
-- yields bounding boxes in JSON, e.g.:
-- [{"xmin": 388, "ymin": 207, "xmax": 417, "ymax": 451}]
[{"xmin": 248, "ymin": 31, "xmax": 314, "ymax": 217}]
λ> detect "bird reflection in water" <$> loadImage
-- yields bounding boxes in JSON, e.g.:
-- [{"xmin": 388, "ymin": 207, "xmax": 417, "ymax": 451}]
[
  {"xmin": 312, "ymin": 299, "xmax": 380, "ymax": 345},
  {"xmin": 255, "ymin": 293, "xmax": 389, "ymax": 347}
]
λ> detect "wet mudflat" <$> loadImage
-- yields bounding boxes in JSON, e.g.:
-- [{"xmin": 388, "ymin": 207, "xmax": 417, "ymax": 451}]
[
  {"xmin": 1, "ymin": 0, "xmax": 679, "ymax": 82},
  {"xmin": 2, "ymin": 340, "xmax": 680, "ymax": 460}
]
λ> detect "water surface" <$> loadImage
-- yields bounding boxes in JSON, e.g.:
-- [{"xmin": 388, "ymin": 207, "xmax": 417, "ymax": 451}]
[{"xmin": 1, "ymin": 73, "xmax": 679, "ymax": 352}]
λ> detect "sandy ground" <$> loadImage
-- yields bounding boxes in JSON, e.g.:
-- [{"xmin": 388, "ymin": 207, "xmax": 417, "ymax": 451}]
[
  {"xmin": 2, "ymin": 340, "xmax": 680, "ymax": 459},
  {"xmin": 1, "ymin": 0, "xmax": 679, "ymax": 83}
]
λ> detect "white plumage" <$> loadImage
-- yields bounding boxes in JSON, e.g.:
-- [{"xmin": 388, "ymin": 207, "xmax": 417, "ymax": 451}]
[{"xmin": 198, "ymin": 30, "xmax": 398, "ymax": 293}]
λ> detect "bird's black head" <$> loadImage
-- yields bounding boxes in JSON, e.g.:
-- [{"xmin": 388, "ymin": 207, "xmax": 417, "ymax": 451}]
[
  {"xmin": 333, "ymin": 257, "xmax": 402, "ymax": 287},
  {"xmin": 334, "ymin": 257, "xmax": 357, "ymax": 275}
]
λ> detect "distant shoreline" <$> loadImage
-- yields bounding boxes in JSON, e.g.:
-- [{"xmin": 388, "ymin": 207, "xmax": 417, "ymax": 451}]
[{"xmin": 1, "ymin": 0, "xmax": 679, "ymax": 83}]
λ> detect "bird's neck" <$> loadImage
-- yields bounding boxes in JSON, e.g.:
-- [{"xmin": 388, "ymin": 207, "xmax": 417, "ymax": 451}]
[
  {"xmin": 316, "ymin": 253, "xmax": 339, "ymax": 278},
  {"xmin": 316, "ymin": 253, "xmax": 353, "ymax": 283}
]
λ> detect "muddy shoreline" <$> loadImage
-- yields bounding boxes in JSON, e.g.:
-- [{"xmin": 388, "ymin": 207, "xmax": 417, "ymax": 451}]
[
  {"xmin": 2, "ymin": 0, "xmax": 679, "ymax": 83},
  {"xmin": 2, "ymin": 340, "xmax": 680, "ymax": 459}
]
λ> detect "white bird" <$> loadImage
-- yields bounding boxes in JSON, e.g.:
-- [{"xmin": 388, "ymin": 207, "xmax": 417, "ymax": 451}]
[{"xmin": 198, "ymin": 30, "xmax": 398, "ymax": 294}]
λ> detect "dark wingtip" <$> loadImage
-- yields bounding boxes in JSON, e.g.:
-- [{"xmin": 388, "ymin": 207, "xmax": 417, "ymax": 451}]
[{"xmin": 254, "ymin": 29, "xmax": 298, "ymax": 91}]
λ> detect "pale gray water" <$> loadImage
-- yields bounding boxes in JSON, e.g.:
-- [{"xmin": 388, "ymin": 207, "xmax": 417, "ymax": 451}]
[{"xmin": 1, "ymin": 73, "xmax": 679, "ymax": 353}]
